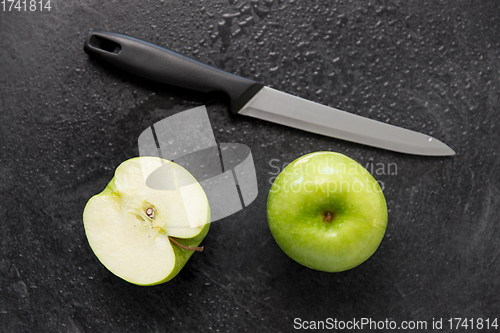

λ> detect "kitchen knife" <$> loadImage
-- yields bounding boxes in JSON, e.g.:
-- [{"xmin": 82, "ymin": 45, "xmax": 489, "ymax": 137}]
[{"xmin": 83, "ymin": 30, "xmax": 455, "ymax": 156}]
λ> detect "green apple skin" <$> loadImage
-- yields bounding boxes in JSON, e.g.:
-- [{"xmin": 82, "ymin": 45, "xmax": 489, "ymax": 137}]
[
  {"xmin": 83, "ymin": 157, "xmax": 210, "ymax": 286},
  {"xmin": 267, "ymin": 152, "xmax": 388, "ymax": 272}
]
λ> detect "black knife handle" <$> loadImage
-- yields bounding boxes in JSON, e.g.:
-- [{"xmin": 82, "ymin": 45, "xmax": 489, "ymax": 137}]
[{"xmin": 83, "ymin": 30, "xmax": 264, "ymax": 113}]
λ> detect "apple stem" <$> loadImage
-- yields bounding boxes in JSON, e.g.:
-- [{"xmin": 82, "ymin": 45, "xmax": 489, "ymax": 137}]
[
  {"xmin": 324, "ymin": 212, "xmax": 334, "ymax": 222},
  {"xmin": 168, "ymin": 236, "xmax": 204, "ymax": 252}
]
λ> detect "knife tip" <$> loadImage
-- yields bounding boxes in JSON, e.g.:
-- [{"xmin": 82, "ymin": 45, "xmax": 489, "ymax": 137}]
[{"xmin": 433, "ymin": 140, "xmax": 456, "ymax": 156}]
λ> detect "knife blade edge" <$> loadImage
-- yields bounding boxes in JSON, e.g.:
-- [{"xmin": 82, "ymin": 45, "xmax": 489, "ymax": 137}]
[{"xmin": 238, "ymin": 87, "xmax": 455, "ymax": 156}]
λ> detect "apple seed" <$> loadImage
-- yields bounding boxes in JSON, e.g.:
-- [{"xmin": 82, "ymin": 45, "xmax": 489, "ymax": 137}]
[{"xmin": 146, "ymin": 207, "xmax": 155, "ymax": 219}]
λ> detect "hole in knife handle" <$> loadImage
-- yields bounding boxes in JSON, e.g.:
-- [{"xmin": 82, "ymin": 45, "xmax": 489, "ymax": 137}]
[{"xmin": 88, "ymin": 35, "xmax": 122, "ymax": 54}]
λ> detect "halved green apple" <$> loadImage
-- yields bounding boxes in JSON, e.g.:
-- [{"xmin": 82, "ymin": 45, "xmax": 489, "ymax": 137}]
[{"xmin": 83, "ymin": 157, "xmax": 210, "ymax": 286}]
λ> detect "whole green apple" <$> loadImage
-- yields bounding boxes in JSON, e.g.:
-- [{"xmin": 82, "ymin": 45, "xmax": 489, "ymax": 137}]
[
  {"xmin": 83, "ymin": 157, "xmax": 210, "ymax": 286},
  {"xmin": 267, "ymin": 152, "xmax": 387, "ymax": 272}
]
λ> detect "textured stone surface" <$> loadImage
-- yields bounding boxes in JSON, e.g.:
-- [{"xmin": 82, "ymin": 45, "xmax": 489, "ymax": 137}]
[{"xmin": 1, "ymin": 0, "xmax": 499, "ymax": 332}]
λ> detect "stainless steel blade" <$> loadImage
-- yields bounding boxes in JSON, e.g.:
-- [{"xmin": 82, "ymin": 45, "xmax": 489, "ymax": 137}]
[{"xmin": 238, "ymin": 87, "xmax": 455, "ymax": 156}]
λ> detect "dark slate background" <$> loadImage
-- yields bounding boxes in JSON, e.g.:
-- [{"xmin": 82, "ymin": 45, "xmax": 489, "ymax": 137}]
[{"xmin": 1, "ymin": 0, "xmax": 499, "ymax": 332}]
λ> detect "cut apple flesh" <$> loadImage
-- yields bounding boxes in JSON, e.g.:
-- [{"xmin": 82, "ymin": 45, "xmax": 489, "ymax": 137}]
[{"xmin": 83, "ymin": 157, "xmax": 210, "ymax": 286}]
